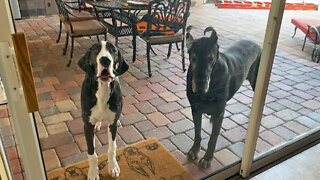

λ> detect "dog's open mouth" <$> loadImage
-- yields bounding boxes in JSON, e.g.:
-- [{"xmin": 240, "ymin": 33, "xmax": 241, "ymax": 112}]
[{"xmin": 98, "ymin": 68, "xmax": 114, "ymax": 83}]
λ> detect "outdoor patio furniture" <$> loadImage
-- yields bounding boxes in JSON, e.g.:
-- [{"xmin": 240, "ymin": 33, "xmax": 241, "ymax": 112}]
[
  {"xmin": 63, "ymin": 0, "xmax": 93, "ymax": 13},
  {"xmin": 291, "ymin": 18, "xmax": 320, "ymax": 62},
  {"xmin": 54, "ymin": 0, "xmax": 107, "ymax": 66},
  {"xmin": 55, "ymin": 0, "xmax": 95, "ymax": 43},
  {"xmin": 312, "ymin": 46, "xmax": 320, "ymax": 63},
  {"xmin": 88, "ymin": 0, "xmax": 149, "ymax": 62},
  {"xmin": 136, "ymin": 0, "xmax": 191, "ymax": 77}
]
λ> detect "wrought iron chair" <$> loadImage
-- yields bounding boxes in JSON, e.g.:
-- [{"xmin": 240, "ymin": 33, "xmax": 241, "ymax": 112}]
[
  {"xmin": 94, "ymin": 8, "xmax": 135, "ymax": 47},
  {"xmin": 55, "ymin": 0, "xmax": 107, "ymax": 66},
  {"xmin": 135, "ymin": 0, "xmax": 191, "ymax": 77},
  {"xmin": 56, "ymin": 0, "xmax": 95, "ymax": 43},
  {"xmin": 90, "ymin": 1, "xmax": 147, "ymax": 63}
]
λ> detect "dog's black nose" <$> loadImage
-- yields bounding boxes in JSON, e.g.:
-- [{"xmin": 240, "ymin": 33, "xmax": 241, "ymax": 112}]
[{"xmin": 100, "ymin": 57, "xmax": 111, "ymax": 67}]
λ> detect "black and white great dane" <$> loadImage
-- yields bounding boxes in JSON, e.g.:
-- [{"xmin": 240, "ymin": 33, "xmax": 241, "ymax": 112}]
[
  {"xmin": 186, "ymin": 26, "xmax": 261, "ymax": 168},
  {"xmin": 78, "ymin": 41, "xmax": 129, "ymax": 179}
]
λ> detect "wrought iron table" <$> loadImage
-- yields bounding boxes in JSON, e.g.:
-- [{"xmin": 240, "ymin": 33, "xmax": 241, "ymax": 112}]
[{"xmin": 87, "ymin": 0, "xmax": 149, "ymax": 62}]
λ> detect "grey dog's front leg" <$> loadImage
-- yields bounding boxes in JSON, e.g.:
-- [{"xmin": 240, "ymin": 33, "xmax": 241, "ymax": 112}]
[
  {"xmin": 199, "ymin": 112, "xmax": 224, "ymax": 168},
  {"xmin": 187, "ymin": 110, "xmax": 202, "ymax": 160}
]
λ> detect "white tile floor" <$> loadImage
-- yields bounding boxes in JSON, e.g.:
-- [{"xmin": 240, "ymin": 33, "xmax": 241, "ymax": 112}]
[{"xmin": 251, "ymin": 143, "xmax": 320, "ymax": 180}]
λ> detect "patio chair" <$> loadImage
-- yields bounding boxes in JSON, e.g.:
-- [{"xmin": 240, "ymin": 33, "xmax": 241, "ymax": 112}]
[
  {"xmin": 291, "ymin": 18, "xmax": 320, "ymax": 62},
  {"xmin": 93, "ymin": 8, "xmax": 135, "ymax": 47},
  {"xmin": 55, "ymin": 0, "xmax": 107, "ymax": 67},
  {"xmin": 135, "ymin": 0, "xmax": 191, "ymax": 77},
  {"xmin": 55, "ymin": 0, "xmax": 95, "ymax": 43}
]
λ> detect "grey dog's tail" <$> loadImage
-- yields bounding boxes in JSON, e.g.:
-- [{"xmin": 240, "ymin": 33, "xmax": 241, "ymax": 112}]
[{"xmin": 247, "ymin": 53, "xmax": 261, "ymax": 91}]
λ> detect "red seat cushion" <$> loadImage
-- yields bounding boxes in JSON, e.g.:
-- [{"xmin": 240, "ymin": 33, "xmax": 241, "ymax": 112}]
[{"xmin": 291, "ymin": 18, "xmax": 320, "ymax": 42}]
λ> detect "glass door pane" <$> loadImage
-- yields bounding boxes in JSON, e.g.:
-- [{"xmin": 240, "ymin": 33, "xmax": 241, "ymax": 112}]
[{"xmin": 250, "ymin": 7, "xmax": 320, "ymax": 175}]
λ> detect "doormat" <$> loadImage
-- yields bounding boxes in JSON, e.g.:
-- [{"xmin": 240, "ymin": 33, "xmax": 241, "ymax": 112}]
[{"xmin": 47, "ymin": 138, "xmax": 194, "ymax": 180}]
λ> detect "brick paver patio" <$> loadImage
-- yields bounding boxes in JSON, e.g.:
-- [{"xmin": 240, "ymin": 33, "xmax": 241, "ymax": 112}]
[{"xmin": 1, "ymin": 4, "xmax": 320, "ymax": 180}]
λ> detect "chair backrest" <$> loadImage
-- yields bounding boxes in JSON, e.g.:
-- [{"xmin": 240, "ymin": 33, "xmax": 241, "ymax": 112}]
[
  {"xmin": 144, "ymin": 0, "xmax": 191, "ymax": 37},
  {"xmin": 55, "ymin": 0, "xmax": 71, "ymax": 24},
  {"xmin": 65, "ymin": 0, "xmax": 89, "ymax": 12}
]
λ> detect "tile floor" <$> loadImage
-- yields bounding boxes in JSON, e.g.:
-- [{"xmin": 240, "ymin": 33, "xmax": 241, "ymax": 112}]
[{"xmin": 0, "ymin": 3, "xmax": 320, "ymax": 180}]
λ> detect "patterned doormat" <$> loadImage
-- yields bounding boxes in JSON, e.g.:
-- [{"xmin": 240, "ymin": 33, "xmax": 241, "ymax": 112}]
[{"xmin": 47, "ymin": 138, "xmax": 194, "ymax": 180}]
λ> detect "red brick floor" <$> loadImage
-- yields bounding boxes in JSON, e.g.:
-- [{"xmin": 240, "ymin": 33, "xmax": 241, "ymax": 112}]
[{"xmin": 1, "ymin": 4, "xmax": 320, "ymax": 179}]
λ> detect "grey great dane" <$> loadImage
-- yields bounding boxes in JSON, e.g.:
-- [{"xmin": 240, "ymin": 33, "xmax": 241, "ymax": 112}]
[{"xmin": 186, "ymin": 26, "xmax": 261, "ymax": 168}]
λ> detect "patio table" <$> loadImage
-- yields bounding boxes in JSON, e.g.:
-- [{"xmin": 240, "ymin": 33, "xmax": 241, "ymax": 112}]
[
  {"xmin": 88, "ymin": 0, "xmax": 149, "ymax": 11},
  {"xmin": 87, "ymin": 0, "xmax": 150, "ymax": 61}
]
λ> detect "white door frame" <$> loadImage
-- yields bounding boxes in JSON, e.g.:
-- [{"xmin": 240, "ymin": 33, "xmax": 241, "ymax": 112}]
[{"xmin": 0, "ymin": 0, "xmax": 46, "ymax": 179}]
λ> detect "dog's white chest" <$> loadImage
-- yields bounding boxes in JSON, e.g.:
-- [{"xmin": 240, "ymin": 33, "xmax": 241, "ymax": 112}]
[{"xmin": 89, "ymin": 83, "xmax": 116, "ymax": 125}]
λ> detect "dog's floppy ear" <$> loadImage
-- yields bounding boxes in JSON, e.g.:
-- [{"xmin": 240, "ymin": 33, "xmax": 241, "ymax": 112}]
[
  {"xmin": 115, "ymin": 50, "xmax": 129, "ymax": 76},
  {"xmin": 78, "ymin": 50, "xmax": 91, "ymax": 72},
  {"xmin": 78, "ymin": 44, "xmax": 99, "ymax": 72},
  {"xmin": 186, "ymin": 26, "xmax": 194, "ymax": 51}
]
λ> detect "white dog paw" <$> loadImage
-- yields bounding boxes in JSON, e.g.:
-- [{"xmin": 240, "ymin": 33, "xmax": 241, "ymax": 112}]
[
  {"xmin": 117, "ymin": 121, "xmax": 122, "ymax": 127},
  {"xmin": 87, "ymin": 166, "xmax": 99, "ymax": 180},
  {"xmin": 88, "ymin": 153, "xmax": 99, "ymax": 180},
  {"xmin": 108, "ymin": 158, "xmax": 120, "ymax": 178}
]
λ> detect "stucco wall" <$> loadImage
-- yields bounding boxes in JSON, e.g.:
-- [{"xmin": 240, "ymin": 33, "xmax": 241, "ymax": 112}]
[
  {"xmin": 18, "ymin": 0, "xmax": 205, "ymax": 18},
  {"xmin": 19, "ymin": 0, "xmax": 46, "ymax": 17}
]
